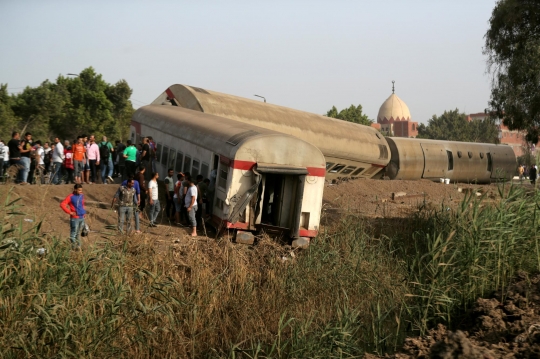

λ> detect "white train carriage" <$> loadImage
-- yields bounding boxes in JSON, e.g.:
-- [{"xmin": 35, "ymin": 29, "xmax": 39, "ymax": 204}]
[{"xmin": 130, "ymin": 105, "xmax": 326, "ymax": 240}]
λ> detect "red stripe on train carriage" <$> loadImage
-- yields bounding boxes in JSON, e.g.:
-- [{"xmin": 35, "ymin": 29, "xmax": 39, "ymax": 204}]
[
  {"xmin": 211, "ymin": 215, "xmax": 318, "ymax": 238},
  {"xmin": 228, "ymin": 160, "xmax": 325, "ymax": 177},
  {"xmin": 165, "ymin": 88, "xmax": 176, "ymax": 100}
]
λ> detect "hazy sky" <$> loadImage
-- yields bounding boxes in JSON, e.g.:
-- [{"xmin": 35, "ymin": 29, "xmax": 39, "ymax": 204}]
[{"xmin": 1, "ymin": 0, "xmax": 497, "ymax": 124}]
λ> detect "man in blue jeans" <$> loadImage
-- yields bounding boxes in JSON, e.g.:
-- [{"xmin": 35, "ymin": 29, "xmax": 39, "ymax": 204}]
[
  {"xmin": 18, "ymin": 132, "xmax": 33, "ymax": 185},
  {"xmin": 112, "ymin": 178, "xmax": 137, "ymax": 234},
  {"xmin": 51, "ymin": 137, "xmax": 64, "ymax": 185},
  {"xmin": 99, "ymin": 136, "xmax": 115, "ymax": 184},
  {"xmin": 60, "ymin": 184, "xmax": 86, "ymax": 250}
]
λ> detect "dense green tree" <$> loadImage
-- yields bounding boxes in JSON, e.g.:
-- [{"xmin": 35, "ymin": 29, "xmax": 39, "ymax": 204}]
[
  {"xmin": 0, "ymin": 84, "xmax": 19, "ymax": 139},
  {"xmin": 0, "ymin": 67, "xmax": 134, "ymax": 142},
  {"xmin": 485, "ymin": 0, "xmax": 540, "ymax": 142},
  {"xmin": 417, "ymin": 109, "xmax": 499, "ymax": 143},
  {"xmin": 325, "ymin": 104, "xmax": 373, "ymax": 126}
]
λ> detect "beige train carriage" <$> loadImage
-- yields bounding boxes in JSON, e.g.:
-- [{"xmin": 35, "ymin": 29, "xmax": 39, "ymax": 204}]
[
  {"xmin": 152, "ymin": 84, "xmax": 391, "ymax": 180},
  {"xmin": 385, "ymin": 137, "xmax": 516, "ymax": 183},
  {"xmin": 130, "ymin": 105, "xmax": 326, "ymax": 240}
]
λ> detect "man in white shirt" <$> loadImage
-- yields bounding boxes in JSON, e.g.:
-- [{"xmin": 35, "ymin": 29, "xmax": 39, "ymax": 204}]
[
  {"xmin": 0, "ymin": 139, "xmax": 7, "ymax": 180},
  {"xmin": 148, "ymin": 171, "xmax": 160, "ymax": 227},
  {"xmin": 34, "ymin": 141, "xmax": 45, "ymax": 184},
  {"xmin": 51, "ymin": 137, "xmax": 64, "ymax": 185},
  {"xmin": 185, "ymin": 177, "xmax": 198, "ymax": 237}
]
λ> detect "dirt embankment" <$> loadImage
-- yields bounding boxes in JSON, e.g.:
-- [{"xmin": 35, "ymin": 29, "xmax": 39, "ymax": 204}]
[{"xmin": 365, "ymin": 272, "xmax": 540, "ymax": 359}]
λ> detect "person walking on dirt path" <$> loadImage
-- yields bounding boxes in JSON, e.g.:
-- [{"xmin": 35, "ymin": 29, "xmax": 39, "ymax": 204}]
[
  {"xmin": 99, "ymin": 136, "xmax": 115, "ymax": 184},
  {"xmin": 185, "ymin": 177, "xmax": 198, "ymax": 237},
  {"xmin": 112, "ymin": 178, "xmax": 137, "ymax": 234},
  {"xmin": 148, "ymin": 171, "xmax": 160, "ymax": 227},
  {"xmin": 51, "ymin": 137, "xmax": 64, "ymax": 185},
  {"xmin": 60, "ymin": 184, "xmax": 87, "ymax": 250}
]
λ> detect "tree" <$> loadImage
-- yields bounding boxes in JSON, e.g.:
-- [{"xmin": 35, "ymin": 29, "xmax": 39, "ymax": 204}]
[
  {"xmin": 417, "ymin": 109, "xmax": 499, "ymax": 143},
  {"xmin": 485, "ymin": 0, "xmax": 540, "ymax": 143},
  {"xmin": 0, "ymin": 67, "xmax": 134, "ymax": 142},
  {"xmin": 325, "ymin": 104, "xmax": 373, "ymax": 126},
  {"xmin": 0, "ymin": 84, "xmax": 19, "ymax": 138}
]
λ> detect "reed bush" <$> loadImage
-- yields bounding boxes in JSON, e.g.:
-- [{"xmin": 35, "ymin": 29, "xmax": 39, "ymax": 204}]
[{"xmin": 0, "ymin": 184, "xmax": 539, "ymax": 358}]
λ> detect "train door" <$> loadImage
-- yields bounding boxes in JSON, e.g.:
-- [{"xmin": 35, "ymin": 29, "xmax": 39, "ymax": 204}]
[{"xmin": 420, "ymin": 143, "xmax": 449, "ymax": 179}]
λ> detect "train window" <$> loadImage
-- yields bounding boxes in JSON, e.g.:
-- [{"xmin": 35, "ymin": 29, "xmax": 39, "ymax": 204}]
[
  {"xmin": 213, "ymin": 154, "xmax": 220, "ymax": 170},
  {"xmin": 325, "ymin": 162, "xmax": 335, "ymax": 170},
  {"xmin": 218, "ymin": 165, "xmax": 228, "ymax": 189},
  {"xmin": 457, "ymin": 151, "xmax": 462, "ymax": 158},
  {"xmin": 201, "ymin": 162, "xmax": 209, "ymax": 179},
  {"xmin": 192, "ymin": 160, "xmax": 200, "ymax": 177},
  {"xmin": 215, "ymin": 198, "xmax": 224, "ymax": 210},
  {"xmin": 468, "ymin": 151, "xmax": 473, "ymax": 159},
  {"xmin": 155, "ymin": 143, "xmax": 162, "ymax": 164},
  {"xmin": 329, "ymin": 164, "xmax": 346, "ymax": 173},
  {"xmin": 487, "ymin": 153, "xmax": 492, "ymax": 172},
  {"xmin": 175, "ymin": 152, "xmax": 184, "ymax": 173},
  {"xmin": 162, "ymin": 146, "xmax": 169, "ymax": 166},
  {"xmin": 168, "ymin": 149, "xmax": 176, "ymax": 170},
  {"xmin": 480, "ymin": 152, "xmax": 484, "ymax": 159},
  {"xmin": 447, "ymin": 150, "xmax": 454, "ymax": 171},
  {"xmin": 183, "ymin": 156, "xmax": 192, "ymax": 174},
  {"xmin": 351, "ymin": 167, "xmax": 365, "ymax": 176},
  {"xmin": 340, "ymin": 166, "xmax": 357, "ymax": 175}
]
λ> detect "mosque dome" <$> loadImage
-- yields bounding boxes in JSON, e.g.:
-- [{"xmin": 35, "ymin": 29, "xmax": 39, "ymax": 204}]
[{"xmin": 377, "ymin": 93, "xmax": 411, "ymax": 123}]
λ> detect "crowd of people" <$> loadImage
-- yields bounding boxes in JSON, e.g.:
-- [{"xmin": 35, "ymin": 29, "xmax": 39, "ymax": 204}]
[
  {"xmin": 0, "ymin": 130, "xmax": 214, "ymax": 248},
  {"xmin": 60, "ymin": 169, "xmax": 210, "ymax": 249},
  {"xmin": 0, "ymin": 131, "xmax": 159, "ymax": 185}
]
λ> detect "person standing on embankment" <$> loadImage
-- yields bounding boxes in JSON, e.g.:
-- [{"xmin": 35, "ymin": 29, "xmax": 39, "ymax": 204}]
[{"xmin": 60, "ymin": 184, "xmax": 87, "ymax": 250}]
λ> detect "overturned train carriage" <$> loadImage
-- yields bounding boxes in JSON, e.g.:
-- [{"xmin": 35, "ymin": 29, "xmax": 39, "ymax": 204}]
[
  {"xmin": 153, "ymin": 84, "xmax": 517, "ymax": 183},
  {"xmin": 385, "ymin": 138, "xmax": 516, "ymax": 183},
  {"xmin": 131, "ymin": 105, "xmax": 326, "ymax": 239},
  {"xmin": 153, "ymin": 84, "xmax": 391, "ymax": 180}
]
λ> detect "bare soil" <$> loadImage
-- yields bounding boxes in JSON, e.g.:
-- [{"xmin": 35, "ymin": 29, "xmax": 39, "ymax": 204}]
[{"xmin": 365, "ymin": 272, "xmax": 540, "ymax": 359}]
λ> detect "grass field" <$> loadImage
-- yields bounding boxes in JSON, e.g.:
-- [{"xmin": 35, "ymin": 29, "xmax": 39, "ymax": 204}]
[{"xmin": 0, "ymin": 183, "xmax": 539, "ymax": 358}]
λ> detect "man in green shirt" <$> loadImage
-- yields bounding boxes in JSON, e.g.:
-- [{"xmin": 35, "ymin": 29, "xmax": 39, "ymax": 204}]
[{"xmin": 123, "ymin": 140, "xmax": 138, "ymax": 178}]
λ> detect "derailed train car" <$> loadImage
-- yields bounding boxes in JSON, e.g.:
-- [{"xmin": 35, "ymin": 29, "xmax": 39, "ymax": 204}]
[
  {"xmin": 131, "ymin": 105, "xmax": 326, "ymax": 241},
  {"xmin": 152, "ymin": 84, "xmax": 517, "ymax": 183},
  {"xmin": 385, "ymin": 138, "xmax": 516, "ymax": 183},
  {"xmin": 153, "ymin": 85, "xmax": 391, "ymax": 180}
]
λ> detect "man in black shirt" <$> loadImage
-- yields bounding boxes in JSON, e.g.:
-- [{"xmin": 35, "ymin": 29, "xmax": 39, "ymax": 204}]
[
  {"xmin": 7, "ymin": 132, "xmax": 21, "ymax": 166},
  {"xmin": 141, "ymin": 137, "xmax": 151, "ymax": 182}
]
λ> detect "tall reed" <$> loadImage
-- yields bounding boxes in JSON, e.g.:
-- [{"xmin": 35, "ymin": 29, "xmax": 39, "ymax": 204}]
[{"xmin": 0, "ymin": 184, "xmax": 539, "ymax": 357}]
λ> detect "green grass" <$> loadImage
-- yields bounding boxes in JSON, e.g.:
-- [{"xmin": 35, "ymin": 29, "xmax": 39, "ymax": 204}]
[{"xmin": 0, "ymin": 184, "xmax": 539, "ymax": 358}]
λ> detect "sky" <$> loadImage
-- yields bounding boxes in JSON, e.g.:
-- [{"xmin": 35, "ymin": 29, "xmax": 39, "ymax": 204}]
[{"xmin": 1, "ymin": 0, "xmax": 498, "ymax": 124}]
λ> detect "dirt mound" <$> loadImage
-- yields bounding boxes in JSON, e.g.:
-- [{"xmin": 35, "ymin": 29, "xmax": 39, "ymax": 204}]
[
  {"xmin": 323, "ymin": 178, "xmax": 507, "ymax": 220},
  {"xmin": 367, "ymin": 272, "xmax": 540, "ymax": 358}
]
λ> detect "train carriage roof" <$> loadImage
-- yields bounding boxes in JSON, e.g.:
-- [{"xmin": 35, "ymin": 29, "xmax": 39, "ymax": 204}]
[
  {"xmin": 152, "ymin": 84, "xmax": 389, "ymax": 165},
  {"xmin": 133, "ymin": 105, "xmax": 325, "ymax": 168}
]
